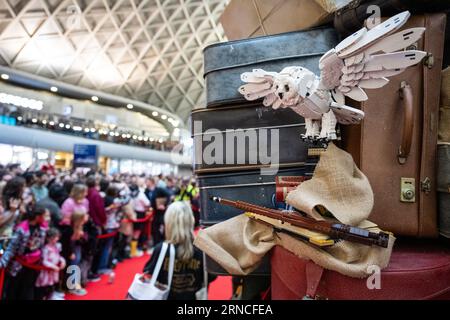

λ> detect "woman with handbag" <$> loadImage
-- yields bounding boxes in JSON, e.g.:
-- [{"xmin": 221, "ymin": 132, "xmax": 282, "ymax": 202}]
[{"xmin": 128, "ymin": 201, "xmax": 207, "ymax": 300}]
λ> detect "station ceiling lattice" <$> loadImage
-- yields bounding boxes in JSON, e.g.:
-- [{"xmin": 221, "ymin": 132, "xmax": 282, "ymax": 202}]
[{"xmin": 0, "ymin": 0, "xmax": 229, "ymax": 122}]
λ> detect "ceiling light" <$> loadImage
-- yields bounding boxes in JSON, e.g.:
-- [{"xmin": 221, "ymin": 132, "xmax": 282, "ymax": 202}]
[
  {"xmin": 90, "ymin": 128, "xmax": 96, "ymax": 133},
  {"xmin": 158, "ymin": 138, "xmax": 163, "ymax": 143},
  {"xmin": 17, "ymin": 116, "xmax": 23, "ymax": 121},
  {"xmin": 126, "ymin": 134, "xmax": 131, "ymax": 138},
  {"xmin": 32, "ymin": 118, "xmax": 38, "ymax": 123},
  {"xmin": 150, "ymin": 138, "xmax": 155, "ymax": 142},
  {"xmin": 91, "ymin": 96, "xmax": 99, "ymax": 102},
  {"xmin": 126, "ymin": 104, "xmax": 134, "ymax": 109},
  {"xmin": 49, "ymin": 121, "xmax": 55, "ymax": 126},
  {"xmin": 1, "ymin": 74, "xmax": 9, "ymax": 80},
  {"xmin": 65, "ymin": 124, "xmax": 71, "ymax": 129},
  {"xmin": 42, "ymin": 120, "xmax": 47, "ymax": 125},
  {"xmin": 132, "ymin": 135, "xmax": 137, "ymax": 140},
  {"xmin": 84, "ymin": 128, "xmax": 90, "ymax": 132},
  {"xmin": 152, "ymin": 111, "xmax": 158, "ymax": 117},
  {"xmin": 109, "ymin": 131, "xmax": 115, "ymax": 136},
  {"xmin": 115, "ymin": 132, "xmax": 119, "ymax": 137},
  {"xmin": 50, "ymin": 86, "xmax": 58, "ymax": 93},
  {"xmin": 121, "ymin": 134, "xmax": 127, "ymax": 138},
  {"xmin": 59, "ymin": 123, "xmax": 65, "ymax": 128},
  {"xmin": 73, "ymin": 126, "xmax": 82, "ymax": 131},
  {"xmin": 161, "ymin": 115, "xmax": 167, "ymax": 120},
  {"xmin": 144, "ymin": 137, "xmax": 149, "ymax": 142}
]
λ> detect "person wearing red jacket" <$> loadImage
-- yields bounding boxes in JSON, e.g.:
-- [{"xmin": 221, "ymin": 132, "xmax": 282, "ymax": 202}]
[
  {"xmin": 85, "ymin": 176, "xmax": 106, "ymax": 282},
  {"xmin": 86, "ymin": 176, "xmax": 106, "ymax": 228}
]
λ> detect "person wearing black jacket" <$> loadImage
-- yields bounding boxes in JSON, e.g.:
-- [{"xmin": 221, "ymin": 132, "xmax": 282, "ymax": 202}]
[
  {"xmin": 144, "ymin": 177, "xmax": 170, "ymax": 246},
  {"xmin": 142, "ymin": 201, "xmax": 215, "ymax": 300}
]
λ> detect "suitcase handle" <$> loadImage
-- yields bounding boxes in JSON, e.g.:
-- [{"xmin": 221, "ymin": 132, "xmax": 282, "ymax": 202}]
[{"xmin": 398, "ymin": 82, "xmax": 414, "ymax": 165}]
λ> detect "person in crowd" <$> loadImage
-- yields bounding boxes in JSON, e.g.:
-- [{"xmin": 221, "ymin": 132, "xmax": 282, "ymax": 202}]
[
  {"xmin": 99, "ymin": 178, "xmax": 110, "ymax": 198},
  {"xmin": 175, "ymin": 177, "xmax": 200, "ymax": 226},
  {"xmin": 60, "ymin": 209, "xmax": 89, "ymax": 296},
  {"xmin": 0, "ymin": 205, "xmax": 49, "ymax": 300},
  {"xmin": 86, "ymin": 176, "xmax": 106, "ymax": 228},
  {"xmin": 0, "ymin": 177, "xmax": 26, "ymax": 245},
  {"xmin": 97, "ymin": 185, "xmax": 128, "ymax": 274},
  {"xmin": 62, "ymin": 179, "xmax": 74, "ymax": 197},
  {"xmin": 7, "ymin": 163, "xmax": 22, "ymax": 176},
  {"xmin": 85, "ymin": 176, "xmax": 106, "ymax": 280},
  {"xmin": 129, "ymin": 183, "xmax": 150, "ymax": 257},
  {"xmin": 31, "ymin": 171, "xmax": 49, "ymax": 202},
  {"xmin": 145, "ymin": 177, "xmax": 170, "ymax": 246},
  {"xmin": 37, "ymin": 183, "xmax": 67, "ymax": 227},
  {"xmin": 60, "ymin": 184, "xmax": 89, "ymax": 225},
  {"xmin": 142, "ymin": 201, "xmax": 209, "ymax": 300},
  {"xmin": 35, "ymin": 228, "xmax": 66, "ymax": 300}
]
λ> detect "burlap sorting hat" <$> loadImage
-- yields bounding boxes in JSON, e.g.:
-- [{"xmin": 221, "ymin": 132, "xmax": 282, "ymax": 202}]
[{"xmin": 286, "ymin": 143, "xmax": 374, "ymax": 226}]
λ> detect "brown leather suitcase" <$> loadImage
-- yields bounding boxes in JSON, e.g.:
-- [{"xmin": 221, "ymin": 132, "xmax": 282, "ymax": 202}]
[
  {"xmin": 271, "ymin": 241, "xmax": 450, "ymax": 300},
  {"xmin": 340, "ymin": 14, "xmax": 446, "ymax": 237}
]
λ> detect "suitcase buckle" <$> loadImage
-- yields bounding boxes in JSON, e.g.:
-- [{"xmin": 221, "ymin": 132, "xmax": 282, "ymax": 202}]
[
  {"xmin": 420, "ymin": 177, "xmax": 432, "ymax": 194},
  {"xmin": 424, "ymin": 53, "xmax": 434, "ymax": 69}
]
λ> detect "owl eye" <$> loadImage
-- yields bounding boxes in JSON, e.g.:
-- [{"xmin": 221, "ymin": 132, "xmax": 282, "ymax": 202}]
[
  {"xmin": 284, "ymin": 85, "xmax": 289, "ymax": 92},
  {"xmin": 275, "ymin": 85, "xmax": 279, "ymax": 89}
]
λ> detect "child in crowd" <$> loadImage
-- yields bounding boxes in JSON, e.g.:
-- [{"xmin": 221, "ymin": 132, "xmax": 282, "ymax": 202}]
[
  {"xmin": 35, "ymin": 228, "xmax": 66, "ymax": 300},
  {"xmin": 60, "ymin": 209, "xmax": 89, "ymax": 296},
  {"xmin": 0, "ymin": 205, "xmax": 49, "ymax": 300}
]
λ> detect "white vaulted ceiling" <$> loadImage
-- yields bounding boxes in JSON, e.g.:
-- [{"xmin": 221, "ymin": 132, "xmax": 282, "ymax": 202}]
[{"xmin": 0, "ymin": 0, "xmax": 229, "ymax": 122}]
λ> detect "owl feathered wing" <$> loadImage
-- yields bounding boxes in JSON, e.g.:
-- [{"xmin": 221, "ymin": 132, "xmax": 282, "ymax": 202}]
[
  {"xmin": 239, "ymin": 68, "xmax": 289, "ymax": 109},
  {"xmin": 320, "ymin": 10, "xmax": 426, "ymax": 102}
]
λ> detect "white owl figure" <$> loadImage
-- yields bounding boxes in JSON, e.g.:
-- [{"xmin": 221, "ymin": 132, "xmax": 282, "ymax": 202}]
[{"xmin": 238, "ymin": 11, "xmax": 427, "ymax": 141}]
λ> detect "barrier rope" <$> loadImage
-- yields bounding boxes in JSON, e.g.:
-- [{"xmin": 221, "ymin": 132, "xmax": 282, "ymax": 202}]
[
  {"xmin": 15, "ymin": 257, "xmax": 53, "ymax": 271},
  {"xmin": 97, "ymin": 210, "xmax": 154, "ymax": 240}
]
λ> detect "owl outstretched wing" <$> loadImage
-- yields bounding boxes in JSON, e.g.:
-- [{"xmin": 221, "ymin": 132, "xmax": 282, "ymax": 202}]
[
  {"xmin": 239, "ymin": 67, "xmax": 304, "ymax": 110},
  {"xmin": 319, "ymin": 10, "xmax": 426, "ymax": 104}
]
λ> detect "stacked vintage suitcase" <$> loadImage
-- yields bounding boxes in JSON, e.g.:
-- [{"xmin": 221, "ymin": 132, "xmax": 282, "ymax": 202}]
[
  {"xmin": 193, "ymin": 28, "xmax": 340, "ymax": 281},
  {"xmin": 270, "ymin": 3, "xmax": 450, "ymax": 299},
  {"xmin": 195, "ymin": 0, "xmax": 450, "ymax": 299}
]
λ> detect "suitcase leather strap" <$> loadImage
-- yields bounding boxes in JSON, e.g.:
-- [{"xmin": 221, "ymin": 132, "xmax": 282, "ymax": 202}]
[
  {"xmin": 398, "ymin": 82, "xmax": 414, "ymax": 164},
  {"xmin": 303, "ymin": 260, "xmax": 324, "ymax": 300}
]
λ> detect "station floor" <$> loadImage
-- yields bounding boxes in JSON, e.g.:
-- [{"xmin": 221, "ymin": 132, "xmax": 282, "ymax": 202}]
[{"xmin": 66, "ymin": 254, "xmax": 232, "ymax": 300}]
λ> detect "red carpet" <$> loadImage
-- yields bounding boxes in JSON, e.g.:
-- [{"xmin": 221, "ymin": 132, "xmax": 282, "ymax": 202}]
[{"xmin": 66, "ymin": 254, "xmax": 232, "ymax": 300}]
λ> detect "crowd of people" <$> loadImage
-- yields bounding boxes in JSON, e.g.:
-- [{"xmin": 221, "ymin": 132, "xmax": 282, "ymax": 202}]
[{"xmin": 0, "ymin": 162, "xmax": 204, "ymax": 300}]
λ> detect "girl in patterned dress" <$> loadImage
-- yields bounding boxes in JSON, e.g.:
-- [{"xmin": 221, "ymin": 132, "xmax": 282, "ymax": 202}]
[{"xmin": 35, "ymin": 228, "xmax": 66, "ymax": 300}]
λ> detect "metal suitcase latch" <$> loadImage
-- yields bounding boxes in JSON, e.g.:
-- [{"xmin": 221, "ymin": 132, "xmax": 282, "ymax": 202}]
[{"xmin": 400, "ymin": 178, "xmax": 416, "ymax": 203}]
